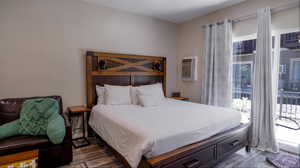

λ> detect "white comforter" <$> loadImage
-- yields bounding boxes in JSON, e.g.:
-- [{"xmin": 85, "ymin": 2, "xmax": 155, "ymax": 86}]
[{"xmin": 89, "ymin": 98, "xmax": 241, "ymax": 168}]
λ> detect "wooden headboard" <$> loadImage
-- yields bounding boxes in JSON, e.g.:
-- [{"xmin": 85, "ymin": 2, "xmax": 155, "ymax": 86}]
[{"xmin": 86, "ymin": 51, "xmax": 167, "ymax": 108}]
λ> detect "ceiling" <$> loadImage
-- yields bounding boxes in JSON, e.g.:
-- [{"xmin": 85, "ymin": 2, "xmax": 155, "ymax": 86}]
[{"xmin": 83, "ymin": 0, "xmax": 246, "ymax": 23}]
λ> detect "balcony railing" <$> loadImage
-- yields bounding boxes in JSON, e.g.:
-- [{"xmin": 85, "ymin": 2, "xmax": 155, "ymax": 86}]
[
  {"xmin": 277, "ymin": 90, "xmax": 300, "ymax": 130},
  {"xmin": 233, "ymin": 89, "xmax": 300, "ymax": 130}
]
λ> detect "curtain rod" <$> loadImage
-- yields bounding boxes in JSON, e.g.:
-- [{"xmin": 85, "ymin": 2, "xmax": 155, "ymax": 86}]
[{"xmin": 202, "ymin": 1, "xmax": 299, "ymax": 28}]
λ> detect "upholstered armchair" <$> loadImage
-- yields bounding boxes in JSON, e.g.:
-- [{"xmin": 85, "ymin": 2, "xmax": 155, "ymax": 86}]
[{"xmin": 0, "ymin": 95, "xmax": 72, "ymax": 167}]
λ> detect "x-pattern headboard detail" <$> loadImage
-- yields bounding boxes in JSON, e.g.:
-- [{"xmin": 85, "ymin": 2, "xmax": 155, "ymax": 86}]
[{"xmin": 86, "ymin": 51, "xmax": 167, "ymax": 108}]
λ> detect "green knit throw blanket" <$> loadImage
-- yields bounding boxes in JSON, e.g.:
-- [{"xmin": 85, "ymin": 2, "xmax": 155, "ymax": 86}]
[{"xmin": 0, "ymin": 98, "xmax": 66, "ymax": 144}]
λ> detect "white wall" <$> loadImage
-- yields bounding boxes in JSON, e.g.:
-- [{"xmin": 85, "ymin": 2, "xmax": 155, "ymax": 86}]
[
  {"xmin": 176, "ymin": 0, "xmax": 299, "ymax": 102},
  {"xmin": 0, "ymin": 0, "xmax": 178, "ymax": 109},
  {"xmin": 1, "ymin": 0, "xmax": 298, "ymax": 107}
]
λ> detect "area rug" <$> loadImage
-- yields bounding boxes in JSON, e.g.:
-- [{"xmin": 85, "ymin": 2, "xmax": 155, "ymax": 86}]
[{"xmin": 267, "ymin": 154, "xmax": 300, "ymax": 168}]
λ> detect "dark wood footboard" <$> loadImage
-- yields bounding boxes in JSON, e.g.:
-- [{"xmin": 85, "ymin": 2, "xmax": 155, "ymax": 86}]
[
  {"xmin": 144, "ymin": 124, "xmax": 250, "ymax": 168},
  {"xmin": 93, "ymin": 124, "xmax": 250, "ymax": 168}
]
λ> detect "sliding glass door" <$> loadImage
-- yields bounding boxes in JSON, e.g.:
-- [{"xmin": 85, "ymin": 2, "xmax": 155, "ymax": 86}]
[
  {"xmin": 275, "ymin": 30, "xmax": 300, "ymax": 154},
  {"xmin": 232, "ymin": 29, "xmax": 300, "ymax": 154},
  {"xmin": 232, "ymin": 38, "xmax": 255, "ymax": 123}
]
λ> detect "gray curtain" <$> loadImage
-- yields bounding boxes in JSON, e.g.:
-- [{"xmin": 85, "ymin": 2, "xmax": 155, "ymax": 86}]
[
  {"xmin": 250, "ymin": 8, "xmax": 279, "ymax": 153},
  {"xmin": 201, "ymin": 20, "xmax": 233, "ymax": 107}
]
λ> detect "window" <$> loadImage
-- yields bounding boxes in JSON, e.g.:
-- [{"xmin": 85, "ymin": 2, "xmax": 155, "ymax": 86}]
[
  {"xmin": 276, "ymin": 30, "xmax": 300, "ymax": 151},
  {"xmin": 233, "ymin": 39, "xmax": 256, "ymax": 55},
  {"xmin": 233, "ymin": 62, "xmax": 252, "ymax": 98},
  {"xmin": 290, "ymin": 59, "xmax": 300, "ymax": 82},
  {"xmin": 278, "ymin": 31, "xmax": 300, "ymax": 92},
  {"xmin": 232, "ymin": 37, "xmax": 272, "ymax": 98},
  {"xmin": 232, "ymin": 39, "xmax": 256, "ymax": 123}
]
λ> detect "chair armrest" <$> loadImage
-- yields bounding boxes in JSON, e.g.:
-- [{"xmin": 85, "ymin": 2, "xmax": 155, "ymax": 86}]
[
  {"xmin": 62, "ymin": 113, "xmax": 72, "ymax": 141},
  {"xmin": 62, "ymin": 113, "xmax": 71, "ymax": 128},
  {"xmin": 61, "ymin": 113, "xmax": 73, "ymax": 163},
  {"xmin": 62, "ymin": 112, "xmax": 72, "ymax": 144}
]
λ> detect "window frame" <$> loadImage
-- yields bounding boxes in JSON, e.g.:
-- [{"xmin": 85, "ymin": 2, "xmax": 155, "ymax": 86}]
[
  {"xmin": 233, "ymin": 61, "xmax": 254, "ymax": 89},
  {"xmin": 289, "ymin": 58, "xmax": 300, "ymax": 82}
]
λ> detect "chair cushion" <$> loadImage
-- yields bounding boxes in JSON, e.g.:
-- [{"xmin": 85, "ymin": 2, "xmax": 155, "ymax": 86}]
[
  {"xmin": 0, "ymin": 95, "xmax": 63, "ymax": 125},
  {"xmin": 0, "ymin": 136, "xmax": 50, "ymax": 156},
  {"xmin": 0, "ymin": 120, "xmax": 20, "ymax": 140},
  {"xmin": 47, "ymin": 114, "xmax": 66, "ymax": 144},
  {"xmin": 0, "ymin": 98, "xmax": 66, "ymax": 144}
]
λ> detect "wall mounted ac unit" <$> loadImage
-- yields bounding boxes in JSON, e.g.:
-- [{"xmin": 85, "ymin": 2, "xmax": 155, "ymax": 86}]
[{"xmin": 182, "ymin": 56, "xmax": 197, "ymax": 81}]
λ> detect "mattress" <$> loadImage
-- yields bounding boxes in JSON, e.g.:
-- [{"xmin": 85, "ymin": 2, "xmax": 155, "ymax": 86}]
[{"xmin": 89, "ymin": 98, "xmax": 241, "ymax": 168}]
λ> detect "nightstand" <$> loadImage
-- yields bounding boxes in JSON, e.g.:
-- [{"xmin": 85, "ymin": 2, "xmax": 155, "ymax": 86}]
[
  {"xmin": 169, "ymin": 96, "xmax": 189, "ymax": 101},
  {"xmin": 68, "ymin": 106, "xmax": 91, "ymax": 148}
]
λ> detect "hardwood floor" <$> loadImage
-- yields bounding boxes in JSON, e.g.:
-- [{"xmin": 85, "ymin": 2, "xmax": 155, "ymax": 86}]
[
  {"xmin": 61, "ymin": 138, "xmax": 296, "ymax": 168},
  {"xmin": 60, "ymin": 138, "xmax": 123, "ymax": 168}
]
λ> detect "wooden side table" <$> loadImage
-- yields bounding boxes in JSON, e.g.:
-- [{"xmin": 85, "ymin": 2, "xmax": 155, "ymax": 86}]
[
  {"xmin": 169, "ymin": 96, "xmax": 189, "ymax": 101},
  {"xmin": 68, "ymin": 106, "xmax": 91, "ymax": 148}
]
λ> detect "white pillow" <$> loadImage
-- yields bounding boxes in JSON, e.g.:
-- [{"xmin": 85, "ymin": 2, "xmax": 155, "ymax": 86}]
[
  {"xmin": 104, "ymin": 84, "xmax": 131, "ymax": 105},
  {"xmin": 96, "ymin": 85, "xmax": 105, "ymax": 104},
  {"xmin": 136, "ymin": 83, "xmax": 165, "ymax": 107},
  {"xmin": 137, "ymin": 94, "xmax": 164, "ymax": 107}
]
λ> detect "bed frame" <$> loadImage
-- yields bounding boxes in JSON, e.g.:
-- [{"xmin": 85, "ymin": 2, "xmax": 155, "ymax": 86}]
[{"xmin": 85, "ymin": 51, "xmax": 251, "ymax": 168}]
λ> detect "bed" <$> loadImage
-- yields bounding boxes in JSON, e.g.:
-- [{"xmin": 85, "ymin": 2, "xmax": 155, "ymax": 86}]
[{"xmin": 85, "ymin": 51, "xmax": 250, "ymax": 168}]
